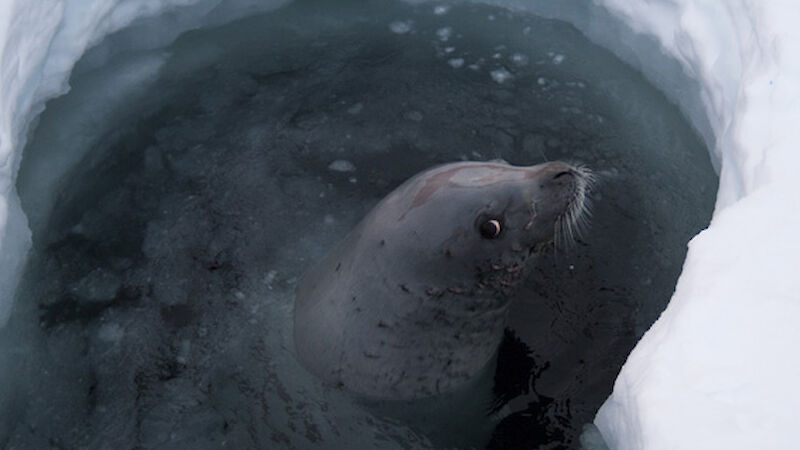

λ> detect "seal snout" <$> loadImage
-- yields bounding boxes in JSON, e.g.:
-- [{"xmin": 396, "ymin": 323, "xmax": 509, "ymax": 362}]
[
  {"xmin": 526, "ymin": 161, "xmax": 593, "ymax": 249},
  {"xmin": 553, "ymin": 165, "xmax": 593, "ymax": 248}
]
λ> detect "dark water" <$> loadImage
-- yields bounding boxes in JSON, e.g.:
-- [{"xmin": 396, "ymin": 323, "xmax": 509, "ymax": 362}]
[{"xmin": 3, "ymin": 0, "xmax": 716, "ymax": 448}]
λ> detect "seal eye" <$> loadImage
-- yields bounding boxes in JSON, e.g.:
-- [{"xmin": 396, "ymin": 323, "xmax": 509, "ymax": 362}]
[{"xmin": 479, "ymin": 219, "xmax": 502, "ymax": 239}]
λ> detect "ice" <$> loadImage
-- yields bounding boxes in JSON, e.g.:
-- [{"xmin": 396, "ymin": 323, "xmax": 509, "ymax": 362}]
[
  {"xmin": 97, "ymin": 322, "xmax": 125, "ymax": 342},
  {"xmin": 404, "ymin": 110, "xmax": 424, "ymax": 122},
  {"xmin": 0, "ymin": 0, "xmax": 292, "ymax": 325},
  {"xmin": 71, "ymin": 268, "xmax": 122, "ymax": 303},
  {"xmin": 327, "ymin": 159, "xmax": 357, "ymax": 172},
  {"xmin": 490, "ymin": 67, "xmax": 513, "ymax": 84},
  {"xmin": 580, "ymin": 423, "xmax": 611, "ymax": 450},
  {"xmin": 0, "ymin": 0, "xmax": 798, "ymax": 449},
  {"xmin": 510, "ymin": 52, "xmax": 529, "ymax": 66},
  {"xmin": 0, "ymin": 195, "xmax": 29, "ymax": 327},
  {"xmin": 597, "ymin": 185, "xmax": 800, "ymax": 449},
  {"xmin": 433, "ymin": 5, "xmax": 450, "ymax": 16},
  {"xmin": 389, "ymin": 19, "xmax": 414, "ymax": 34},
  {"xmin": 448, "ymin": 57, "xmax": 465, "ymax": 68},
  {"xmin": 436, "ymin": 26, "xmax": 453, "ymax": 41},
  {"xmin": 346, "ymin": 102, "xmax": 364, "ymax": 114}
]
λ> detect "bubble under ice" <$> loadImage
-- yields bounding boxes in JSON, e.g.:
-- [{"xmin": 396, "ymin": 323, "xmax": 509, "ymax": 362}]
[{"xmin": 1, "ymin": 1, "xmax": 717, "ymax": 448}]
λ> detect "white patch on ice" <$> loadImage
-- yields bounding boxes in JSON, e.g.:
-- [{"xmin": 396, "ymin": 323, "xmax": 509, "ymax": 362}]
[
  {"xmin": 552, "ymin": 54, "xmax": 565, "ymax": 64},
  {"xmin": 263, "ymin": 271, "xmax": 279, "ymax": 291},
  {"xmin": 389, "ymin": 20, "xmax": 413, "ymax": 34},
  {"xmin": 327, "ymin": 160, "xmax": 356, "ymax": 172},
  {"xmin": 490, "ymin": 68, "xmax": 513, "ymax": 84},
  {"xmin": 435, "ymin": 26, "xmax": 453, "ymax": 41},
  {"xmin": 511, "ymin": 53, "xmax": 529, "ymax": 66},
  {"xmin": 347, "ymin": 102, "xmax": 363, "ymax": 114},
  {"xmin": 405, "ymin": 110, "xmax": 424, "ymax": 121},
  {"xmin": 448, "ymin": 58, "xmax": 464, "ymax": 68},
  {"xmin": 433, "ymin": 5, "xmax": 449, "ymax": 16},
  {"xmin": 263, "ymin": 270, "xmax": 278, "ymax": 285}
]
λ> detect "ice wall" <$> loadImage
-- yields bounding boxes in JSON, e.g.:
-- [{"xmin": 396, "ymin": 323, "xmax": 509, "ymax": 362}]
[
  {"xmin": 0, "ymin": 0, "xmax": 798, "ymax": 448},
  {"xmin": 0, "ymin": 0, "xmax": 289, "ymax": 325},
  {"xmin": 593, "ymin": 2, "xmax": 800, "ymax": 449}
]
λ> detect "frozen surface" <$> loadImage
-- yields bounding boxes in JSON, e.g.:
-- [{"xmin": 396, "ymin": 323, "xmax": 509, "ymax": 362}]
[{"xmin": 0, "ymin": 0, "xmax": 796, "ymax": 450}]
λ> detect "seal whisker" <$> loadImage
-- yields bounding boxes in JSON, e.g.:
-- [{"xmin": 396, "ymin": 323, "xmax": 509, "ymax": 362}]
[{"xmin": 553, "ymin": 166, "xmax": 593, "ymax": 252}]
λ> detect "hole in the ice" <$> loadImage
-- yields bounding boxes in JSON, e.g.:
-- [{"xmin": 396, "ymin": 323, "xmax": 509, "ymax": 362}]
[{"xmin": 4, "ymin": 1, "xmax": 717, "ymax": 448}]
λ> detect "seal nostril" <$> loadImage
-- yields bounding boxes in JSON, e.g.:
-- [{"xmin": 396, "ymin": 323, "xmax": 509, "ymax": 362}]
[{"xmin": 553, "ymin": 170, "xmax": 573, "ymax": 180}]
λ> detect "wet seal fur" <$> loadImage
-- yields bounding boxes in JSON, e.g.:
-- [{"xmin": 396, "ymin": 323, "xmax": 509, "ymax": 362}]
[{"xmin": 294, "ymin": 160, "xmax": 592, "ymax": 399}]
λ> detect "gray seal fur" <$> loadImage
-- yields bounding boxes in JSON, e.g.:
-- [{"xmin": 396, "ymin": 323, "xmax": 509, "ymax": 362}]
[{"xmin": 294, "ymin": 160, "xmax": 592, "ymax": 399}]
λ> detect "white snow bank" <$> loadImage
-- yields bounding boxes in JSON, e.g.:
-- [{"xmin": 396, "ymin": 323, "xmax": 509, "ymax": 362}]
[
  {"xmin": 587, "ymin": 2, "xmax": 800, "ymax": 449},
  {"xmin": 0, "ymin": 0, "xmax": 798, "ymax": 448},
  {"xmin": 597, "ymin": 183, "xmax": 800, "ymax": 449}
]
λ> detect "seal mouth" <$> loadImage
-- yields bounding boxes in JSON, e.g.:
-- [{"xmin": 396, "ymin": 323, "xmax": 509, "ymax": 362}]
[{"xmin": 553, "ymin": 165, "xmax": 594, "ymax": 249}]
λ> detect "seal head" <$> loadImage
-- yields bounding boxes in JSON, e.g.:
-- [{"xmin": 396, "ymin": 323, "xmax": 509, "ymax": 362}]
[{"xmin": 294, "ymin": 160, "xmax": 592, "ymax": 399}]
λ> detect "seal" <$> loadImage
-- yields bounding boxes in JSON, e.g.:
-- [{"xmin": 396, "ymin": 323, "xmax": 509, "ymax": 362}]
[{"xmin": 294, "ymin": 160, "xmax": 592, "ymax": 399}]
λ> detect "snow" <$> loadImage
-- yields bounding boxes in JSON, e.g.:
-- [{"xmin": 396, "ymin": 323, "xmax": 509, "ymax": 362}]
[
  {"xmin": 0, "ymin": 0, "xmax": 798, "ymax": 449},
  {"xmin": 585, "ymin": 2, "xmax": 800, "ymax": 449},
  {"xmin": 597, "ymin": 183, "xmax": 800, "ymax": 449}
]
